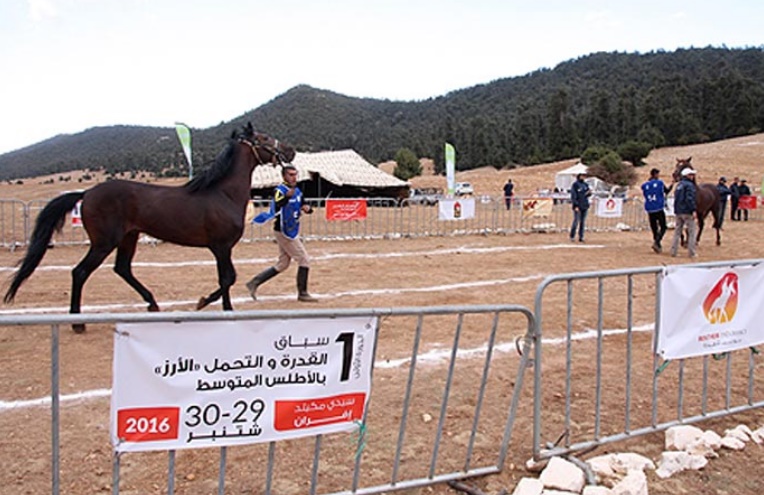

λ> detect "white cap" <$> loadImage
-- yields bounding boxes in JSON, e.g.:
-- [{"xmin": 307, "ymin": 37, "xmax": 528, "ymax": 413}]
[{"xmin": 681, "ymin": 168, "xmax": 697, "ymax": 177}]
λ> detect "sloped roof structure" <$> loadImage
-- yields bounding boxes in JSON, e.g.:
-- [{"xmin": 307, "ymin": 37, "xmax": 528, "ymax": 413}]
[
  {"xmin": 554, "ymin": 162, "xmax": 589, "ymax": 191},
  {"xmin": 251, "ymin": 149, "xmax": 408, "ymax": 189}
]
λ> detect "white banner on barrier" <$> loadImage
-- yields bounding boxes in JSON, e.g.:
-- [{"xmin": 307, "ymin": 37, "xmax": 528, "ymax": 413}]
[
  {"xmin": 110, "ymin": 317, "xmax": 377, "ymax": 453},
  {"xmin": 658, "ymin": 264, "xmax": 764, "ymax": 359},
  {"xmin": 438, "ymin": 197, "xmax": 475, "ymax": 220},
  {"xmin": 595, "ymin": 197, "xmax": 623, "ymax": 218}
]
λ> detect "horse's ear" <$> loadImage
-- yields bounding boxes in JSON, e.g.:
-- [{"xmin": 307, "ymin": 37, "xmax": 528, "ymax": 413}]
[{"xmin": 245, "ymin": 121, "xmax": 254, "ymax": 136}]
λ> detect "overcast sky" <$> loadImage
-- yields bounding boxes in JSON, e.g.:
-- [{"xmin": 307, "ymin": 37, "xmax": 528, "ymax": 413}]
[{"xmin": 1, "ymin": 0, "xmax": 762, "ymax": 155}]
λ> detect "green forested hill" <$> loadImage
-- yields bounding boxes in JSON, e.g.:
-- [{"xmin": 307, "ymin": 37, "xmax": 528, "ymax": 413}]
[{"xmin": 1, "ymin": 46, "xmax": 762, "ymax": 180}]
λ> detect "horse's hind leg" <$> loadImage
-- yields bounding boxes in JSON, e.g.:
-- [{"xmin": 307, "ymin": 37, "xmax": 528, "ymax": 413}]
[
  {"xmin": 71, "ymin": 245, "xmax": 114, "ymax": 333},
  {"xmin": 696, "ymin": 215, "xmax": 705, "ymax": 244},
  {"xmin": 114, "ymin": 232, "xmax": 160, "ymax": 312},
  {"xmin": 197, "ymin": 246, "xmax": 236, "ymax": 311},
  {"xmin": 712, "ymin": 209, "xmax": 721, "ymax": 246}
]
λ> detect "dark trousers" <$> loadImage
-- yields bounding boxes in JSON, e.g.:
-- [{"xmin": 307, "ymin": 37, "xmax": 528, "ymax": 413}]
[
  {"xmin": 731, "ymin": 198, "xmax": 739, "ymax": 220},
  {"xmin": 570, "ymin": 208, "xmax": 588, "ymax": 241},
  {"xmin": 648, "ymin": 210, "xmax": 667, "ymax": 245}
]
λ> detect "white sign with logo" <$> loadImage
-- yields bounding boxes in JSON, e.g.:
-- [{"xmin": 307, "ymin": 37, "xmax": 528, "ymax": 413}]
[
  {"xmin": 658, "ymin": 264, "xmax": 764, "ymax": 359},
  {"xmin": 595, "ymin": 197, "xmax": 623, "ymax": 218},
  {"xmin": 111, "ymin": 317, "xmax": 377, "ymax": 453},
  {"xmin": 438, "ymin": 197, "xmax": 475, "ymax": 221}
]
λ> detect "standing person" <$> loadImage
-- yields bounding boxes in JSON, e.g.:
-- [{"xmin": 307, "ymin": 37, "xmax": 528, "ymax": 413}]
[
  {"xmin": 503, "ymin": 178, "xmax": 514, "ymax": 210},
  {"xmin": 641, "ymin": 168, "xmax": 673, "ymax": 253},
  {"xmin": 716, "ymin": 176, "xmax": 731, "ymax": 229},
  {"xmin": 670, "ymin": 168, "xmax": 698, "ymax": 258},
  {"xmin": 246, "ymin": 164, "xmax": 318, "ymax": 302},
  {"xmin": 737, "ymin": 178, "xmax": 751, "ymax": 221},
  {"xmin": 569, "ymin": 173, "xmax": 591, "ymax": 243},
  {"xmin": 729, "ymin": 177, "xmax": 741, "ymax": 221}
]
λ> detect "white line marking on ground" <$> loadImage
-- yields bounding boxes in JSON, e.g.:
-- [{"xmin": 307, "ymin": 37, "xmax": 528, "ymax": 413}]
[
  {"xmin": 0, "ymin": 274, "xmax": 547, "ymax": 314},
  {"xmin": 0, "ymin": 243, "xmax": 603, "ymax": 272}
]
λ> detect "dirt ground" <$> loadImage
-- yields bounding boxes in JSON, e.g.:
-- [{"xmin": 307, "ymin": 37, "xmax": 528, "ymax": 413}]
[{"xmin": 1, "ymin": 136, "xmax": 764, "ymax": 495}]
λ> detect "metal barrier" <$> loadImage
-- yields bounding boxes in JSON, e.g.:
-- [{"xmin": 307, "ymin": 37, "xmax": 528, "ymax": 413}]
[
  {"xmin": 531, "ymin": 258, "xmax": 764, "ymax": 460},
  {"xmin": 6, "ymin": 257, "xmax": 764, "ymax": 493},
  {"xmin": 1, "ymin": 305, "xmax": 535, "ymax": 495},
  {"xmin": 244, "ymin": 196, "xmax": 653, "ymax": 242},
  {"xmin": 7, "ymin": 195, "xmax": 705, "ymax": 247},
  {"xmin": 0, "ymin": 199, "xmax": 28, "ymax": 248}
]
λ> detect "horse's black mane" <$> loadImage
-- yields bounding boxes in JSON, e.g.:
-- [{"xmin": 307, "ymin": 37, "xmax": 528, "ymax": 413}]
[{"xmin": 183, "ymin": 124, "xmax": 256, "ymax": 193}]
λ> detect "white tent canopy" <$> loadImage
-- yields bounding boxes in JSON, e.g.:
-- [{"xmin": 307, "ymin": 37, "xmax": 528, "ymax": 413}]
[
  {"xmin": 251, "ymin": 149, "xmax": 407, "ymax": 189},
  {"xmin": 554, "ymin": 162, "xmax": 589, "ymax": 192}
]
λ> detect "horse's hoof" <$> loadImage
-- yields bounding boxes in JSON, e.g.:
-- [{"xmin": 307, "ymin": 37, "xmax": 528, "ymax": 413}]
[
  {"xmin": 148, "ymin": 303, "xmax": 160, "ymax": 312},
  {"xmin": 196, "ymin": 297, "xmax": 207, "ymax": 310},
  {"xmin": 72, "ymin": 323, "xmax": 86, "ymax": 334}
]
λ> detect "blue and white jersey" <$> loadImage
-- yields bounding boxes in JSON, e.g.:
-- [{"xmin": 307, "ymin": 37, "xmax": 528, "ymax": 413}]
[
  {"xmin": 273, "ymin": 183, "xmax": 303, "ymax": 239},
  {"xmin": 641, "ymin": 179, "xmax": 668, "ymax": 213}
]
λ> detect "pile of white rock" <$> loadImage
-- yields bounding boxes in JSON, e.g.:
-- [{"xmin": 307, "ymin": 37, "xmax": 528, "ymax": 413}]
[{"xmin": 511, "ymin": 423, "xmax": 764, "ymax": 495}]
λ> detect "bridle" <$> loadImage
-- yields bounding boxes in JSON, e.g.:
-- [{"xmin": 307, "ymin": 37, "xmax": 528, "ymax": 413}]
[{"xmin": 240, "ymin": 134, "xmax": 290, "ymax": 166}]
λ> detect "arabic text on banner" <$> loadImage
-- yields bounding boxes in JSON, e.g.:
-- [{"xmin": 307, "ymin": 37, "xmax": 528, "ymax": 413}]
[
  {"xmin": 657, "ymin": 264, "xmax": 764, "ymax": 360},
  {"xmin": 111, "ymin": 317, "xmax": 377, "ymax": 452},
  {"xmin": 738, "ymin": 195, "xmax": 757, "ymax": 210},
  {"xmin": 325, "ymin": 199, "xmax": 367, "ymax": 221},
  {"xmin": 438, "ymin": 197, "xmax": 474, "ymax": 220},
  {"xmin": 595, "ymin": 197, "xmax": 623, "ymax": 218},
  {"xmin": 521, "ymin": 198, "xmax": 553, "ymax": 219}
]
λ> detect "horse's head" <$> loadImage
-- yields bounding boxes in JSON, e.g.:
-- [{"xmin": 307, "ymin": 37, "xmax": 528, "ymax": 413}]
[
  {"xmin": 238, "ymin": 122, "xmax": 296, "ymax": 166},
  {"xmin": 673, "ymin": 157, "xmax": 693, "ymax": 182}
]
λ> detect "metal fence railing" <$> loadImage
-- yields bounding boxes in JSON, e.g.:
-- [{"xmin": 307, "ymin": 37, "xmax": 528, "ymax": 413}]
[
  {"xmin": 1, "ymin": 305, "xmax": 535, "ymax": 495},
  {"xmin": 4, "ymin": 195, "xmax": 759, "ymax": 248},
  {"xmin": 4, "ymin": 257, "xmax": 764, "ymax": 493},
  {"xmin": 531, "ymin": 258, "xmax": 764, "ymax": 460}
]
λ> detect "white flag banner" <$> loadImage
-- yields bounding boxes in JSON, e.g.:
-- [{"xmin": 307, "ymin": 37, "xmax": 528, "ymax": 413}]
[
  {"xmin": 595, "ymin": 197, "xmax": 623, "ymax": 218},
  {"xmin": 438, "ymin": 197, "xmax": 475, "ymax": 220},
  {"xmin": 445, "ymin": 143, "xmax": 456, "ymax": 196},
  {"xmin": 111, "ymin": 317, "xmax": 377, "ymax": 453},
  {"xmin": 71, "ymin": 199, "xmax": 83, "ymax": 227},
  {"xmin": 657, "ymin": 264, "xmax": 764, "ymax": 360}
]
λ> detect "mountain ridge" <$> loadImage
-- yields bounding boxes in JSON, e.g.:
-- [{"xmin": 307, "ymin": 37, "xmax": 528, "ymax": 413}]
[{"xmin": 1, "ymin": 46, "xmax": 763, "ymax": 181}]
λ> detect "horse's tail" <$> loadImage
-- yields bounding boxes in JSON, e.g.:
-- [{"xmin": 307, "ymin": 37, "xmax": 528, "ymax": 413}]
[{"xmin": 4, "ymin": 192, "xmax": 85, "ymax": 303}]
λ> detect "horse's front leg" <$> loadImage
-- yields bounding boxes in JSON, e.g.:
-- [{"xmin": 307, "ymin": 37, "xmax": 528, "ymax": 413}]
[
  {"xmin": 696, "ymin": 214, "xmax": 705, "ymax": 244},
  {"xmin": 197, "ymin": 246, "xmax": 236, "ymax": 311}
]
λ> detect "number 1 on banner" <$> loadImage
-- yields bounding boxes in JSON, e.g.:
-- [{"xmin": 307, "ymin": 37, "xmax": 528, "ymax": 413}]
[{"xmin": 117, "ymin": 407, "xmax": 180, "ymax": 442}]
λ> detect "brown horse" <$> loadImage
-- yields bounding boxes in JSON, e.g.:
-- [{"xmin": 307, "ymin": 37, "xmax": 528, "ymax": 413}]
[
  {"xmin": 4, "ymin": 122, "xmax": 295, "ymax": 332},
  {"xmin": 673, "ymin": 157, "xmax": 722, "ymax": 246}
]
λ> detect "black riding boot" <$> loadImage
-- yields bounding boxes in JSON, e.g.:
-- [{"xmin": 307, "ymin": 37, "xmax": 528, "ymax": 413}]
[
  {"xmin": 245, "ymin": 267, "xmax": 279, "ymax": 301},
  {"xmin": 297, "ymin": 266, "xmax": 318, "ymax": 302}
]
